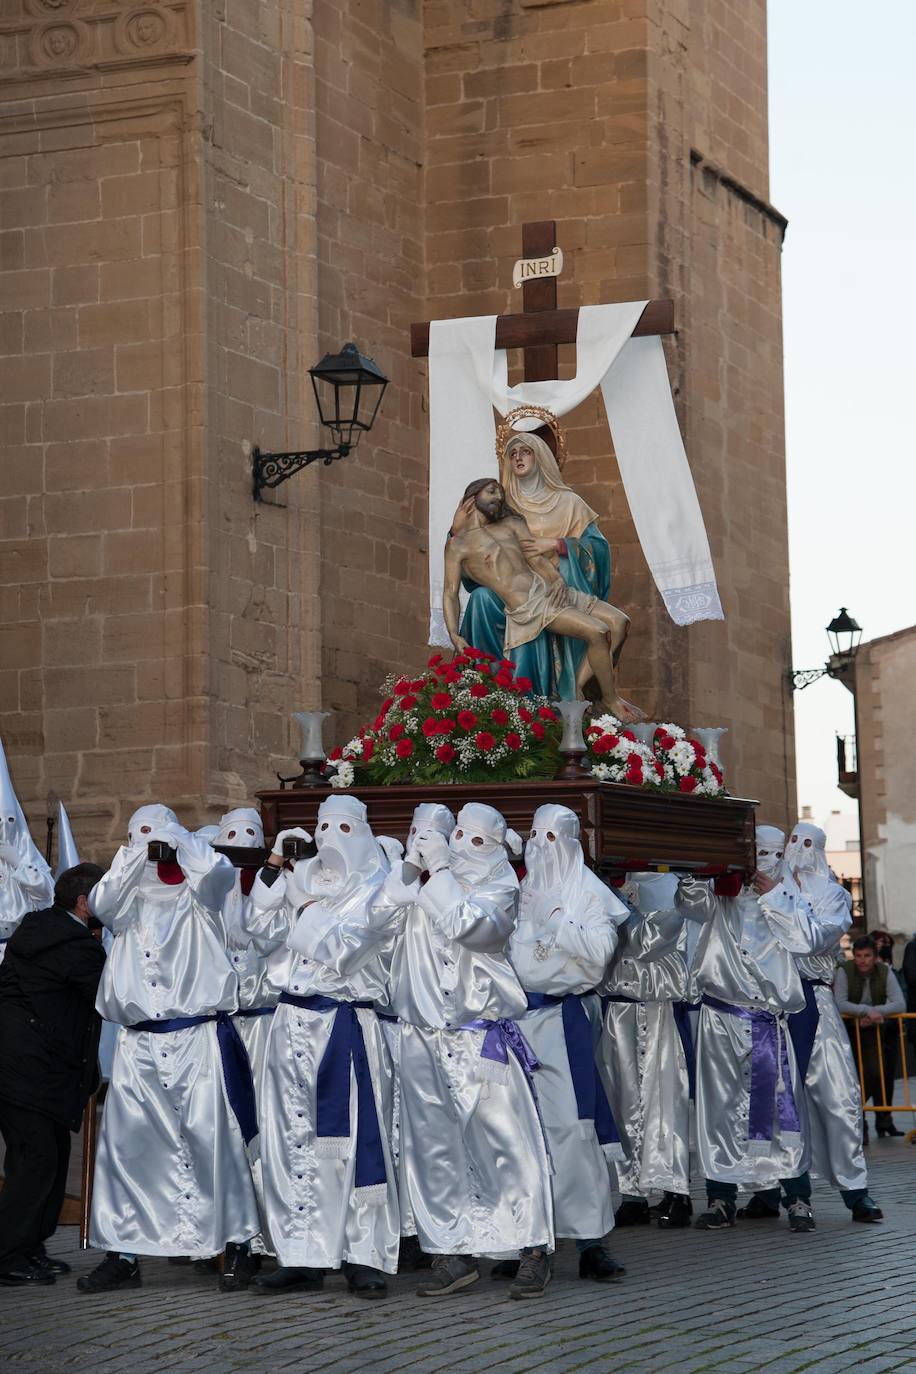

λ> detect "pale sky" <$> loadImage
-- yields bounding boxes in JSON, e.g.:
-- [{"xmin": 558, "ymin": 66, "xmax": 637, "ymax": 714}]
[{"xmin": 768, "ymin": 1, "xmax": 916, "ymax": 827}]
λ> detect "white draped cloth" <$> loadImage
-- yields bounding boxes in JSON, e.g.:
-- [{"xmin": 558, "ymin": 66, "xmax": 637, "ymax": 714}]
[{"xmin": 427, "ymin": 303, "xmax": 724, "ymax": 644}]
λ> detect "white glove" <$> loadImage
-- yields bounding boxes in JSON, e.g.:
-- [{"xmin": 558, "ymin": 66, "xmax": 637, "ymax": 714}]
[
  {"xmin": 271, "ymin": 826, "xmax": 313, "ymax": 857},
  {"xmin": 147, "ymin": 822, "xmax": 186, "ymax": 850},
  {"xmin": 412, "ymin": 828, "xmax": 450, "ymax": 875}
]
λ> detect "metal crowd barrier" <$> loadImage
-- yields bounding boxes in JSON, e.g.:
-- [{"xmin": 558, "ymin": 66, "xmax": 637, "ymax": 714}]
[{"xmin": 842, "ymin": 1012, "xmax": 916, "ymax": 1142}]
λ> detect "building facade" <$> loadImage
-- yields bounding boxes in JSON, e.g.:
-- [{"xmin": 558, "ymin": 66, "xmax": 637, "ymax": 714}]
[{"xmin": 0, "ymin": 0, "xmax": 794, "ymax": 858}]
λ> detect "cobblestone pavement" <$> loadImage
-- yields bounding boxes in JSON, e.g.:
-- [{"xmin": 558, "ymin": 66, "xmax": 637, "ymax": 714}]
[{"xmin": 1, "ymin": 1139, "xmax": 914, "ymax": 1374}]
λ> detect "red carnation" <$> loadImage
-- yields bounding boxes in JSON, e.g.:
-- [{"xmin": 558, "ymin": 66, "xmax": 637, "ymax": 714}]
[
  {"xmin": 394, "ymin": 678, "xmax": 410, "ymax": 694},
  {"xmin": 627, "ymin": 752, "xmax": 643, "ymax": 767},
  {"xmin": 531, "ymin": 721, "xmax": 546, "ymax": 740},
  {"xmin": 395, "ymin": 738, "xmax": 414, "ymax": 759},
  {"xmin": 679, "ymin": 776, "xmax": 698, "ymax": 793},
  {"xmin": 410, "ymin": 679, "xmax": 426, "ymax": 691},
  {"xmin": 330, "ymin": 746, "xmax": 343, "ymax": 760},
  {"xmin": 442, "ymin": 668, "xmax": 461, "ymax": 684},
  {"xmin": 437, "ymin": 717, "xmax": 456, "ymax": 734},
  {"xmin": 427, "ymin": 654, "xmax": 443, "ymax": 667},
  {"xmin": 380, "ymin": 696, "xmax": 394, "ymax": 715},
  {"xmin": 518, "ymin": 706, "xmax": 533, "ymax": 724},
  {"xmin": 710, "ymin": 762, "xmax": 723, "ymax": 783},
  {"xmin": 654, "ymin": 760, "xmax": 665, "ymax": 778},
  {"xmin": 606, "ymin": 734, "xmax": 620, "ymax": 749},
  {"xmin": 690, "ymin": 739, "xmax": 706, "ymax": 760},
  {"xmin": 399, "ymin": 694, "xmax": 417, "ymax": 710},
  {"xmin": 476, "ymin": 660, "xmax": 491, "ymax": 674},
  {"xmin": 657, "ymin": 732, "xmax": 676, "ymax": 751},
  {"xmin": 457, "ymin": 710, "xmax": 477, "ymax": 731},
  {"xmin": 362, "ymin": 739, "xmax": 375, "ymax": 762},
  {"xmin": 514, "ymin": 676, "xmax": 532, "ymax": 693},
  {"xmin": 505, "ymin": 732, "xmax": 522, "ymax": 750},
  {"xmin": 538, "ymin": 706, "xmax": 558, "ymax": 722},
  {"xmin": 435, "ymin": 742, "xmax": 456, "ymax": 764},
  {"xmin": 499, "ymin": 658, "xmax": 515, "ymax": 671},
  {"xmin": 495, "ymin": 671, "xmax": 513, "ymax": 687},
  {"xmin": 463, "ymin": 646, "xmax": 481, "ymax": 659},
  {"xmin": 592, "ymin": 736, "xmax": 613, "ymax": 755},
  {"xmin": 431, "ymin": 691, "xmax": 453, "ymax": 711},
  {"xmin": 475, "ymin": 731, "xmax": 496, "ymax": 752},
  {"xmin": 422, "ymin": 717, "xmax": 440, "ymax": 738},
  {"xmin": 372, "ymin": 715, "xmax": 385, "ymax": 732},
  {"xmin": 388, "ymin": 723, "xmax": 405, "ymax": 740},
  {"xmin": 621, "ymin": 729, "xmax": 636, "ymax": 742},
  {"xmin": 470, "ymin": 683, "xmax": 489, "ymax": 699},
  {"xmin": 491, "ymin": 707, "xmax": 509, "ymax": 725},
  {"xmin": 625, "ymin": 765, "xmax": 643, "ymax": 786}
]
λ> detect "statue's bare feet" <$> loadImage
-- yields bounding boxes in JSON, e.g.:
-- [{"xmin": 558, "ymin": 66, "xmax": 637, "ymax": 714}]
[{"xmin": 604, "ymin": 696, "xmax": 646, "ymax": 725}]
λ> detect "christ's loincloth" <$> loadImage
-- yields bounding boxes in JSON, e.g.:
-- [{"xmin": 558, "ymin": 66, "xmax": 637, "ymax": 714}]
[{"xmin": 504, "ymin": 574, "xmax": 598, "ymax": 651}]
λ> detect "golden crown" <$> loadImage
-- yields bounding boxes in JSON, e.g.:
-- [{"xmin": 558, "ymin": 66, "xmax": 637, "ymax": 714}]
[{"xmin": 496, "ymin": 405, "xmax": 567, "ymax": 470}]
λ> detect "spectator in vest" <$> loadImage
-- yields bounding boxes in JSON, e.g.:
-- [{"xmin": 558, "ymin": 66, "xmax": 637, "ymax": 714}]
[{"xmin": 834, "ymin": 935, "xmax": 906, "ymax": 1140}]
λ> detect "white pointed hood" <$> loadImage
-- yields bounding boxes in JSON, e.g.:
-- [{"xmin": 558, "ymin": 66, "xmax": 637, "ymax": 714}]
[
  {"xmin": 55, "ymin": 801, "xmax": 81, "ymax": 878},
  {"xmin": 0, "ymin": 736, "xmax": 49, "ymax": 873}
]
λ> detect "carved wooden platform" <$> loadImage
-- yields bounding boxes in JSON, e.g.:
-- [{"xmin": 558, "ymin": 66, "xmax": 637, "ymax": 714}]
[{"xmin": 257, "ymin": 779, "xmax": 756, "ymax": 877}]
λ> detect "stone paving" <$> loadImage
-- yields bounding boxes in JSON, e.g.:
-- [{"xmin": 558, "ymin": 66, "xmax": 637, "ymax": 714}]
[{"xmin": 3, "ymin": 1134, "xmax": 915, "ymax": 1374}]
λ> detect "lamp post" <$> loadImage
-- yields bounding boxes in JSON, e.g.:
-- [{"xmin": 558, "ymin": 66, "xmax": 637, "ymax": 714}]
[
  {"xmin": 787, "ymin": 607, "xmax": 866, "ymax": 924},
  {"xmin": 252, "ymin": 342, "xmax": 389, "ymax": 500}
]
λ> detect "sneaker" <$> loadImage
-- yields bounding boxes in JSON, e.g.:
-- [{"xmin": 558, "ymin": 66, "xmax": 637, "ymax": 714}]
[
  {"xmin": 787, "ymin": 1200, "xmax": 816, "ymax": 1233},
  {"xmin": 28, "ymin": 1247, "xmax": 71, "ymax": 1276},
  {"xmin": 736, "ymin": 1193, "xmax": 781, "ymax": 1220},
  {"xmin": 508, "ymin": 1248, "xmax": 551, "ymax": 1300},
  {"xmin": 694, "ymin": 1199, "xmax": 736, "ymax": 1231},
  {"xmin": 851, "ymin": 1196, "xmax": 883, "ymax": 1224},
  {"xmin": 77, "ymin": 1253, "xmax": 142, "ymax": 1293},
  {"xmin": 578, "ymin": 1245, "xmax": 626, "ymax": 1283},
  {"xmin": 219, "ymin": 1242, "xmax": 261, "ymax": 1292},
  {"xmin": 657, "ymin": 1193, "xmax": 693, "ymax": 1228},
  {"xmin": 490, "ymin": 1259, "xmax": 520, "ymax": 1280},
  {"xmin": 416, "ymin": 1254, "xmax": 480, "ymax": 1297},
  {"xmin": 614, "ymin": 1198, "xmax": 651, "ymax": 1226}
]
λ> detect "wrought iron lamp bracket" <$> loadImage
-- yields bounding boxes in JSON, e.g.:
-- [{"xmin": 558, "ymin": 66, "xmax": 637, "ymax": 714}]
[
  {"xmin": 253, "ymin": 443, "xmax": 351, "ymax": 501},
  {"xmin": 788, "ymin": 667, "xmax": 828, "ymax": 691}
]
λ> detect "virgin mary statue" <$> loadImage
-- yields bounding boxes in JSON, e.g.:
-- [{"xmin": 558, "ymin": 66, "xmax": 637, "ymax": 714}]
[{"xmin": 456, "ymin": 429, "xmax": 612, "ymax": 698}]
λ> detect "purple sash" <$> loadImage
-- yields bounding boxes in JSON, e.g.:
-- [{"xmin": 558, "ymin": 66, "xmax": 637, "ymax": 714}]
[
  {"xmin": 279, "ymin": 992, "xmax": 386, "ymax": 1192},
  {"xmin": 459, "ymin": 1017, "xmax": 539, "ymax": 1083},
  {"xmin": 701, "ymin": 995, "xmax": 801, "ymax": 1144}
]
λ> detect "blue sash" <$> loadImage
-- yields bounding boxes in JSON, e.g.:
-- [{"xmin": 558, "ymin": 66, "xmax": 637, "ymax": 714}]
[
  {"xmin": 672, "ymin": 1001, "xmax": 698, "ymax": 1100},
  {"xmin": 524, "ymin": 991, "xmax": 621, "ymax": 1151},
  {"xmin": 278, "ymin": 992, "xmax": 386, "ymax": 1192},
  {"xmin": 787, "ymin": 979, "xmax": 830, "ymax": 1082},
  {"xmin": 129, "ymin": 1011, "xmax": 259, "ymax": 1145}
]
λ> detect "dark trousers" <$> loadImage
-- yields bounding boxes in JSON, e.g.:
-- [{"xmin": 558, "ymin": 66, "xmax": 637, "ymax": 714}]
[
  {"xmin": 0, "ymin": 1099, "xmax": 71, "ymax": 1272},
  {"xmin": 707, "ymin": 1173, "xmax": 811, "ymax": 1205}
]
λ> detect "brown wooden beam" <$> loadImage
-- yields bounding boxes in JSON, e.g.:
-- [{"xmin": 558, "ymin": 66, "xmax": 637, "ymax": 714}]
[
  {"xmin": 521, "ymin": 219, "xmax": 559, "ymax": 383},
  {"xmin": 410, "ymin": 299, "xmax": 674, "ymax": 359}
]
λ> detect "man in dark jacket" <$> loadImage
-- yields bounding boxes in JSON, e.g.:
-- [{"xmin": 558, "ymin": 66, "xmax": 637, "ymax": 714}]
[{"xmin": 0, "ymin": 862, "xmax": 105, "ymax": 1286}]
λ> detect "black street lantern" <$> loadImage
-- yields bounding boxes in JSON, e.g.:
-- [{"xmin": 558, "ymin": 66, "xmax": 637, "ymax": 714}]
[
  {"xmin": 788, "ymin": 607, "xmax": 864, "ymax": 691},
  {"xmin": 253, "ymin": 342, "xmax": 389, "ymax": 500},
  {"xmin": 826, "ymin": 607, "xmax": 862, "ymax": 660}
]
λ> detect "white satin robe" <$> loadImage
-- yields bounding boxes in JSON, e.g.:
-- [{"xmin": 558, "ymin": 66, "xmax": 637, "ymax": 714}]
[
  {"xmin": 677, "ymin": 878, "xmax": 822, "ymax": 1187},
  {"xmin": 600, "ymin": 908, "xmax": 692, "ymax": 1197},
  {"xmin": 382, "ymin": 868, "xmax": 554, "ymax": 1258},
  {"xmin": 89, "ymin": 839, "xmax": 260, "ymax": 1258},
  {"xmin": 784, "ymin": 877, "xmax": 863, "ymax": 1192},
  {"xmin": 0, "ymin": 854, "xmax": 54, "ymax": 966},
  {"xmin": 510, "ymin": 879, "xmax": 622, "ymax": 1240},
  {"xmin": 243, "ymin": 863, "xmax": 401, "ymax": 1273}
]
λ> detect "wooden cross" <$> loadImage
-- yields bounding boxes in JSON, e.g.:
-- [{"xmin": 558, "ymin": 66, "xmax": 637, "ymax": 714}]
[{"xmin": 410, "ymin": 219, "xmax": 674, "ymax": 383}]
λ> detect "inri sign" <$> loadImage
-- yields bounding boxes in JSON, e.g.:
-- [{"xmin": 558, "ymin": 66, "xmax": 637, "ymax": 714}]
[{"xmin": 512, "ymin": 246, "xmax": 564, "ymax": 289}]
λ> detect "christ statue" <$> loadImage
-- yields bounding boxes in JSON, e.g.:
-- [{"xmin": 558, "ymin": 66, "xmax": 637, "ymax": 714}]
[{"xmin": 443, "ymin": 478, "xmax": 643, "ymax": 723}]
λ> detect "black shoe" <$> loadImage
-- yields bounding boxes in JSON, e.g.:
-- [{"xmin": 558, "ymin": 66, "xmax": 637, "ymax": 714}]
[
  {"xmin": 657, "ymin": 1193, "xmax": 693, "ymax": 1228},
  {"xmin": 508, "ymin": 1248, "xmax": 551, "ymax": 1300},
  {"xmin": 28, "ymin": 1248, "xmax": 71, "ymax": 1276},
  {"xmin": 416, "ymin": 1254, "xmax": 480, "ymax": 1297},
  {"xmin": 0, "ymin": 1259, "xmax": 55, "ymax": 1287},
  {"xmin": 251, "ymin": 1265, "xmax": 324, "ymax": 1294},
  {"xmin": 851, "ymin": 1196, "xmax": 884, "ymax": 1223},
  {"xmin": 614, "ymin": 1198, "xmax": 651, "ymax": 1226},
  {"xmin": 490, "ymin": 1259, "xmax": 520, "ymax": 1279},
  {"xmin": 397, "ymin": 1235, "xmax": 433, "ymax": 1272},
  {"xmin": 192, "ymin": 1256, "xmax": 221, "ymax": 1275},
  {"xmin": 736, "ymin": 1193, "xmax": 781, "ymax": 1220},
  {"xmin": 875, "ymin": 1117, "xmax": 905, "ymax": 1138},
  {"xmin": 694, "ymin": 1199, "xmax": 736, "ymax": 1231},
  {"xmin": 219, "ymin": 1242, "xmax": 261, "ymax": 1292},
  {"xmin": 77, "ymin": 1253, "xmax": 141, "ymax": 1293},
  {"xmin": 787, "ymin": 1200, "xmax": 816, "ymax": 1233},
  {"xmin": 341, "ymin": 1262, "xmax": 387, "ymax": 1299},
  {"xmin": 578, "ymin": 1245, "xmax": 626, "ymax": 1283},
  {"xmin": 863, "ymin": 1122, "xmax": 870, "ymax": 1145}
]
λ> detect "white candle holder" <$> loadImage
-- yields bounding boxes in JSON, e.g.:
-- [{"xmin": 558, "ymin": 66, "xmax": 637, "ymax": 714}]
[
  {"xmin": 553, "ymin": 700, "xmax": 591, "ymax": 779},
  {"xmin": 290, "ymin": 710, "xmax": 331, "ymax": 788},
  {"xmin": 689, "ymin": 726, "xmax": 727, "ymax": 768}
]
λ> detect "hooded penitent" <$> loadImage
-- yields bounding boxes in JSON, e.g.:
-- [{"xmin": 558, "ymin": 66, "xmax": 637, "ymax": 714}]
[
  {"xmin": 0, "ymin": 738, "xmax": 51, "ymax": 876},
  {"xmin": 755, "ymin": 825, "xmax": 786, "ymax": 880},
  {"xmin": 55, "ymin": 801, "xmax": 81, "ymax": 879},
  {"xmin": 0, "ymin": 739, "xmax": 54, "ymax": 954},
  {"xmin": 448, "ymin": 802, "xmax": 521, "ymax": 887},
  {"xmin": 215, "ymin": 808, "xmax": 264, "ymax": 849}
]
